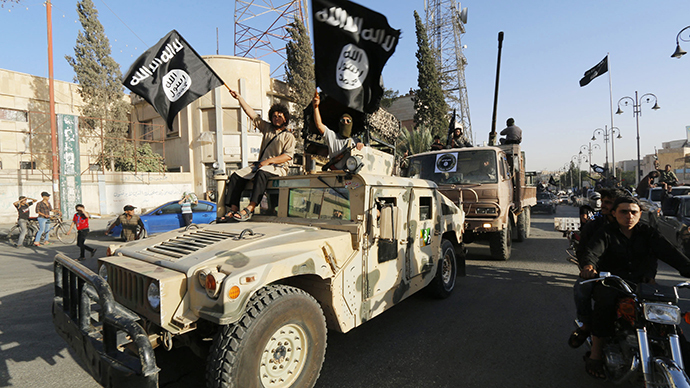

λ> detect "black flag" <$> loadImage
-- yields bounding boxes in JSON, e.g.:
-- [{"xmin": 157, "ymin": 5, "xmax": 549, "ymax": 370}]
[
  {"xmin": 123, "ymin": 30, "xmax": 224, "ymax": 130},
  {"xmin": 312, "ymin": 0, "xmax": 400, "ymax": 113},
  {"xmin": 579, "ymin": 55, "xmax": 608, "ymax": 87}
]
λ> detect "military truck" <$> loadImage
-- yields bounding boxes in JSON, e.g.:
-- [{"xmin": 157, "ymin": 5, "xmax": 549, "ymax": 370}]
[
  {"xmin": 403, "ymin": 144, "xmax": 536, "ymax": 260},
  {"xmin": 52, "ymin": 147, "xmax": 466, "ymax": 388}
]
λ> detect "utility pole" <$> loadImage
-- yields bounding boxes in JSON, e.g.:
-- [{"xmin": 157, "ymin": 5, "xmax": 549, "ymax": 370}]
[{"xmin": 47, "ymin": 0, "xmax": 60, "ymax": 210}]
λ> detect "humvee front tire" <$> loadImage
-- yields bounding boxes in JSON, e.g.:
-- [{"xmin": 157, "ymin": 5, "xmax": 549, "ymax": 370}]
[
  {"xmin": 489, "ymin": 221, "xmax": 512, "ymax": 261},
  {"xmin": 428, "ymin": 239, "xmax": 457, "ymax": 298},
  {"xmin": 206, "ymin": 285, "xmax": 327, "ymax": 388}
]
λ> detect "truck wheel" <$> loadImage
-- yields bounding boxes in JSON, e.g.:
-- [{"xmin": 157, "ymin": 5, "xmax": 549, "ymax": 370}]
[
  {"xmin": 489, "ymin": 222, "xmax": 512, "ymax": 261},
  {"xmin": 516, "ymin": 207, "xmax": 530, "ymax": 242},
  {"xmin": 206, "ymin": 285, "xmax": 327, "ymax": 388},
  {"xmin": 428, "ymin": 240, "xmax": 457, "ymax": 298}
]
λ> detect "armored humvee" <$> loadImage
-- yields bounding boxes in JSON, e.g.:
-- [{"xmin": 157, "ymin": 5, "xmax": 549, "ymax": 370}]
[{"xmin": 52, "ymin": 147, "xmax": 466, "ymax": 388}]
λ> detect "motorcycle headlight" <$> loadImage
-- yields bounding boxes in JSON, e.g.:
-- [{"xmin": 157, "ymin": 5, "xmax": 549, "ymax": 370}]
[
  {"xmin": 98, "ymin": 264, "xmax": 108, "ymax": 281},
  {"xmin": 147, "ymin": 281, "xmax": 160, "ymax": 310},
  {"xmin": 643, "ymin": 303, "xmax": 681, "ymax": 325}
]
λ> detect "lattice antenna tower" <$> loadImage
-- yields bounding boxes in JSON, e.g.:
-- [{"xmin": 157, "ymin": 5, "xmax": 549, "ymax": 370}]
[
  {"xmin": 424, "ymin": 0, "xmax": 472, "ymax": 144},
  {"xmin": 234, "ymin": 0, "xmax": 309, "ymax": 79}
]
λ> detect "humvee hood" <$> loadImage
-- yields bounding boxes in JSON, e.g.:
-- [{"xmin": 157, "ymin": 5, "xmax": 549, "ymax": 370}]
[{"xmin": 111, "ymin": 222, "xmax": 351, "ymax": 274}]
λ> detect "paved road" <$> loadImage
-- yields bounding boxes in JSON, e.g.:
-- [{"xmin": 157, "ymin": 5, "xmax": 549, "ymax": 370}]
[{"xmin": 1, "ymin": 206, "xmax": 689, "ymax": 387}]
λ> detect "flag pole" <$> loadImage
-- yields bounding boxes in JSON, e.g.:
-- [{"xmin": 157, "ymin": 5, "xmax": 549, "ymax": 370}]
[{"xmin": 607, "ymin": 53, "xmax": 616, "ymax": 182}]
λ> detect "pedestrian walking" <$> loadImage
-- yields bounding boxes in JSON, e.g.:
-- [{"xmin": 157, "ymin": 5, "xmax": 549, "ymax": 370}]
[
  {"xmin": 106, "ymin": 205, "xmax": 145, "ymax": 242},
  {"xmin": 179, "ymin": 192, "xmax": 198, "ymax": 226},
  {"xmin": 12, "ymin": 195, "xmax": 36, "ymax": 247},
  {"xmin": 66, "ymin": 204, "xmax": 96, "ymax": 260},
  {"xmin": 34, "ymin": 191, "xmax": 54, "ymax": 246}
]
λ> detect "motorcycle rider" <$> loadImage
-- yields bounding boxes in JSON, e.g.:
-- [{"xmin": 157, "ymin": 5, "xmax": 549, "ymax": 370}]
[
  {"xmin": 569, "ymin": 189, "xmax": 623, "ymax": 349},
  {"xmin": 579, "ymin": 196, "xmax": 690, "ymax": 379}
]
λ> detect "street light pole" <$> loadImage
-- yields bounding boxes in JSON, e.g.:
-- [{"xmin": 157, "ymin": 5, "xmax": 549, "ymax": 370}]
[
  {"xmin": 592, "ymin": 126, "xmax": 622, "ymax": 184},
  {"xmin": 573, "ymin": 153, "xmax": 587, "ymax": 192},
  {"xmin": 671, "ymin": 26, "xmax": 690, "ymax": 59},
  {"xmin": 616, "ymin": 91, "xmax": 660, "ymax": 183}
]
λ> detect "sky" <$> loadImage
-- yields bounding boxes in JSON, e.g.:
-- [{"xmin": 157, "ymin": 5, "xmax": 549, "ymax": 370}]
[{"xmin": 1, "ymin": 0, "xmax": 689, "ymax": 173}]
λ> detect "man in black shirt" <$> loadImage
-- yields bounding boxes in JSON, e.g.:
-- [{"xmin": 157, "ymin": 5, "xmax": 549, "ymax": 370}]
[
  {"xmin": 12, "ymin": 195, "xmax": 36, "ymax": 247},
  {"xmin": 579, "ymin": 196, "xmax": 690, "ymax": 379},
  {"xmin": 569, "ymin": 189, "xmax": 623, "ymax": 349}
]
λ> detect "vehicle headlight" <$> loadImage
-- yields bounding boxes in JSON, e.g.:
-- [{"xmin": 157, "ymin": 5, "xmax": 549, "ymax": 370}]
[
  {"xmin": 147, "ymin": 281, "xmax": 160, "ymax": 310},
  {"xmin": 98, "ymin": 264, "xmax": 108, "ymax": 281},
  {"xmin": 643, "ymin": 303, "xmax": 681, "ymax": 325},
  {"xmin": 344, "ymin": 156, "xmax": 363, "ymax": 174}
]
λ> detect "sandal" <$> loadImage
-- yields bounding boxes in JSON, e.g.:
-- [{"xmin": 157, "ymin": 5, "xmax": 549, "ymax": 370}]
[
  {"xmin": 584, "ymin": 352, "xmax": 606, "ymax": 380},
  {"xmin": 568, "ymin": 327, "xmax": 589, "ymax": 348},
  {"xmin": 233, "ymin": 207, "xmax": 253, "ymax": 222}
]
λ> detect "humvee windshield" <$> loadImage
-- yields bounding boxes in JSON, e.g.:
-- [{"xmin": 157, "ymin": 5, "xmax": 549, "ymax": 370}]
[
  {"xmin": 406, "ymin": 150, "xmax": 498, "ymax": 184},
  {"xmin": 253, "ymin": 185, "xmax": 351, "ymax": 220},
  {"xmin": 288, "ymin": 188, "xmax": 350, "ymax": 220}
]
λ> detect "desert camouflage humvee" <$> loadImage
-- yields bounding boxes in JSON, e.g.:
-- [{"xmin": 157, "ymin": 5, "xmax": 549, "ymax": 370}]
[{"xmin": 52, "ymin": 148, "xmax": 466, "ymax": 388}]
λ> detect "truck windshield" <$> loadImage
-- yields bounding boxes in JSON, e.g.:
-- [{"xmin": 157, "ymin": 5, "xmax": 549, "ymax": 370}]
[
  {"xmin": 288, "ymin": 188, "xmax": 351, "ymax": 220},
  {"xmin": 406, "ymin": 150, "xmax": 498, "ymax": 184}
]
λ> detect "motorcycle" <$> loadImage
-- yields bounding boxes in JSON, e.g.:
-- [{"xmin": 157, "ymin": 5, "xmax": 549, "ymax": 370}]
[{"xmin": 576, "ymin": 272, "xmax": 690, "ymax": 387}]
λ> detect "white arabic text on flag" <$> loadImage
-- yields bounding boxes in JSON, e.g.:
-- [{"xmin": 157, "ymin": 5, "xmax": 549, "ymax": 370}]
[
  {"xmin": 123, "ymin": 30, "xmax": 224, "ymax": 130},
  {"xmin": 312, "ymin": 0, "xmax": 400, "ymax": 113}
]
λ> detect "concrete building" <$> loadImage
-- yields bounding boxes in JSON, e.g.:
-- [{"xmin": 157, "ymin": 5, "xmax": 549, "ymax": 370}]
[
  {"xmin": 386, "ymin": 93, "xmax": 414, "ymax": 131},
  {"xmin": 617, "ymin": 139, "xmax": 690, "ymax": 183},
  {"xmin": 0, "ymin": 55, "xmax": 288, "ymax": 218}
]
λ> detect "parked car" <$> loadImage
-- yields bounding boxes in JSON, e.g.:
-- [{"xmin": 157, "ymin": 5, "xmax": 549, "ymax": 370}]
[
  {"xmin": 534, "ymin": 192, "xmax": 557, "ymax": 214},
  {"xmin": 107, "ymin": 199, "xmax": 217, "ymax": 239}
]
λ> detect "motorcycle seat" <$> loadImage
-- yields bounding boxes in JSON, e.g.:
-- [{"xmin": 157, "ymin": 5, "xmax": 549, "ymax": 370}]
[{"xmin": 636, "ymin": 283, "xmax": 678, "ymax": 304}]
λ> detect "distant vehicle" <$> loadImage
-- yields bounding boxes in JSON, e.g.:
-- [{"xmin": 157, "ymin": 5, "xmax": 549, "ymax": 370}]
[
  {"xmin": 107, "ymin": 199, "xmax": 217, "ymax": 239},
  {"xmin": 534, "ymin": 192, "xmax": 557, "ymax": 214},
  {"xmin": 639, "ymin": 186, "xmax": 690, "ymax": 227},
  {"xmin": 558, "ymin": 194, "xmax": 570, "ymax": 205}
]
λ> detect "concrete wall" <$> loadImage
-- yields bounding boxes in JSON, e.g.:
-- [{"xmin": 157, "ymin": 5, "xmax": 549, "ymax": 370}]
[{"xmin": 1, "ymin": 171, "xmax": 195, "ymax": 219}]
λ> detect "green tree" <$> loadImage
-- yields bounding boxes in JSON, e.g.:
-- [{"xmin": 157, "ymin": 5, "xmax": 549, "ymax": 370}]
[
  {"xmin": 66, "ymin": 0, "xmax": 164, "ymax": 172},
  {"xmin": 380, "ymin": 88, "xmax": 399, "ymax": 109},
  {"xmin": 400, "ymin": 125, "xmax": 432, "ymax": 155},
  {"xmin": 285, "ymin": 17, "xmax": 315, "ymax": 133},
  {"xmin": 412, "ymin": 11, "xmax": 449, "ymax": 138}
]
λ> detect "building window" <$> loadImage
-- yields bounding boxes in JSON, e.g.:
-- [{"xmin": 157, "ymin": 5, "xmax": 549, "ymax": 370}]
[
  {"xmin": 140, "ymin": 121, "xmax": 154, "ymax": 141},
  {"xmin": 167, "ymin": 166, "xmax": 182, "ymax": 172},
  {"xmin": 0, "ymin": 108, "xmax": 28, "ymax": 122},
  {"xmin": 20, "ymin": 161, "xmax": 36, "ymax": 169}
]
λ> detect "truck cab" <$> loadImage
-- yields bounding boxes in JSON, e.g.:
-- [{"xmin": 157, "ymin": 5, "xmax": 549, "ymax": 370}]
[{"xmin": 404, "ymin": 144, "xmax": 536, "ymax": 260}]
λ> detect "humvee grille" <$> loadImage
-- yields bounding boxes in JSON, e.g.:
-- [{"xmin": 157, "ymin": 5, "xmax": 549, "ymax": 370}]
[
  {"xmin": 109, "ymin": 266, "xmax": 146, "ymax": 311},
  {"xmin": 143, "ymin": 228, "xmax": 262, "ymax": 260}
]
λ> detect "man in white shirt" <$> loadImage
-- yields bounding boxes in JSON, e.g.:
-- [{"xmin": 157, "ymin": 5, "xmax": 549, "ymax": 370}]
[{"xmin": 312, "ymin": 90, "xmax": 363, "ymax": 170}]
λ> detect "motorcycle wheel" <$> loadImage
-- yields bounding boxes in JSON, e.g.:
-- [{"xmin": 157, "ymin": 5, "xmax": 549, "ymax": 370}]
[{"xmin": 651, "ymin": 357, "xmax": 690, "ymax": 388}]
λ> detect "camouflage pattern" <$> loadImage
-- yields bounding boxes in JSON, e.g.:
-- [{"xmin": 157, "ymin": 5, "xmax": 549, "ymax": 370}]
[{"xmin": 100, "ymin": 171, "xmax": 465, "ymax": 335}]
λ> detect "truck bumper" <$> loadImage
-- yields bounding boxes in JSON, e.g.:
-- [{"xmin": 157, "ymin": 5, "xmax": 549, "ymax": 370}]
[
  {"xmin": 464, "ymin": 218, "xmax": 502, "ymax": 233},
  {"xmin": 52, "ymin": 253, "xmax": 159, "ymax": 388}
]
